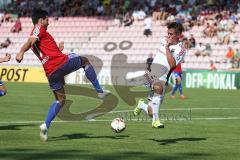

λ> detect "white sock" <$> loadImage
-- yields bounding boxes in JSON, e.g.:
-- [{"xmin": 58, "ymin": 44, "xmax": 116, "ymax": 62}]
[
  {"xmin": 139, "ymin": 102, "xmax": 148, "ymax": 114},
  {"xmin": 150, "ymin": 96, "xmax": 162, "ymax": 123}
]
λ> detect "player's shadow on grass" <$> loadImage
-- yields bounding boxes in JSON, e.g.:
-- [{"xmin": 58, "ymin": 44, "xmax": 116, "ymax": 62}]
[
  {"xmin": 0, "ymin": 124, "xmax": 36, "ymax": 130},
  {"xmin": 148, "ymin": 137, "xmax": 207, "ymax": 145},
  {"xmin": 0, "ymin": 148, "xmax": 212, "ymax": 160},
  {"xmin": 49, "ymin": 133, "xmax": 129, "ymax": 141}
]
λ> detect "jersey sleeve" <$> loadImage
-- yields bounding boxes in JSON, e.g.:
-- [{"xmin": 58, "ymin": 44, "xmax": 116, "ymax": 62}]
[
  {"xmin": 29, "ymin": 25, "xmax": 45, "ymax": 39},
  {"xmin": 174, "ymin": 44, "xmax": 186, "ymax": 66}
]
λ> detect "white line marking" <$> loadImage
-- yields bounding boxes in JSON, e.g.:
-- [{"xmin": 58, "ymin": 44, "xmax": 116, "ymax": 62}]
[
  {"xmin": 192, "ymin": 117, "xmax": 240, "ymax": 120},
  {"xmin": 109, "ymin": 108, "xmax": 240, "ymax": 113},
  {"xmin": 91, "ymin": 117, "xmax": 240, "ymax": 121},
  {"xmin": 0, "ymin": 117, "xmax": 240, "ymax": 124},
  {"xmin": 0, "ymin": 108, "xmax": 239, "ymax": 124}
]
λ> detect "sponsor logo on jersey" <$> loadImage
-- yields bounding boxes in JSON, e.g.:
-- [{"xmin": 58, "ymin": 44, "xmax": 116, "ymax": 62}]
[
  {"xmin": 41, "ymin": 56, "xmax": 49, "ymax": 64},
  {"xmin": 33, "ymin": 25, "xmax": 40, "ymax": 37}
]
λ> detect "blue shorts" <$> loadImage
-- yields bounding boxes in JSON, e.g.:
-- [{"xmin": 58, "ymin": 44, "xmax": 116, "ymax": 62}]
[
  {"xmin": 173, "ymin": 72, "xmax": 182, "ymax": 79},
  {"xmin": 48, "ymin": 53, "xmax": 83, "ymax": 91}
]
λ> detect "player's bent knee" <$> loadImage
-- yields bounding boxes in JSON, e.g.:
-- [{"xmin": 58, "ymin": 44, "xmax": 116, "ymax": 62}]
[
  {"xmin": 81, "ymin": 56, "xmax": 90, "ymax": 66},
  {"xmin": 148, "ymin": 106, "xmax": 153, "ymax": 117},
  {"xmin": 57, "ymin": 99, "xmax": 65, "ymax": 106},
  {"xmin": 55, "ymin": 95, "xmax": 66, "ymax": 106},
  {"xmin": 153, "ymin": 82, "xmax": 163, "ymax": 95},
  {"xmin": 59, "ymin": 96, "xmax": 66, "ymax": 106}
]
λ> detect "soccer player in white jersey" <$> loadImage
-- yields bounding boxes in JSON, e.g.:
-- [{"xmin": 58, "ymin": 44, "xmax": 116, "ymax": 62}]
[{"xmin": 133, "ymin": 22, "xmax": 186, "ymax": 128}]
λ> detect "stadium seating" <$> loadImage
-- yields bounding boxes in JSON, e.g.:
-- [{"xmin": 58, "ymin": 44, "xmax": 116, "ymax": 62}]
[{"xmin": 0, "ymin": 17, "xmax": 238, "ymax": 70}]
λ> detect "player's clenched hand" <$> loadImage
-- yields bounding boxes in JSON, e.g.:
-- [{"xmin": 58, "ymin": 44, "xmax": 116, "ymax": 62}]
[
  {"xmin": 166, "ymin": 37, "xmax": 174, "ymax": 47},
  {"xmin": 16, "ymin": 52, "xmax": 24, "ymax": 63},
  {"xmin": 3, "ymin": 53, "xmax": 11, "ymax": 62}
]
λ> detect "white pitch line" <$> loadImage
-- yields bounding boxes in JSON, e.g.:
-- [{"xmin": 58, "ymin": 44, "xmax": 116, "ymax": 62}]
[
  {"xmin": 109, "ymin": 108, "xmax": 240, "ymax": 113},
  {"xmin": 0, "ymin": 117, "xmax": 240, "ymax": 124},
  {"xmin": 192, "ymin": 117, "xmax": 240, "ymax": 120},
  {"xmin": 0, "ymin": 108, "xmax": 239, "ymax": 124},
  {"xmin": 91, "ymin": 117, "xmax": 240, "ymax": 121}
]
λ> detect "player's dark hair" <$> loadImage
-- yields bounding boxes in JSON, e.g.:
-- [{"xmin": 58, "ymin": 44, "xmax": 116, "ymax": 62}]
[
  {"xmin": 167, "ymin": 22, "xmax": 184, "ymax": 35},
  {"xmin": 32, "ymin": 9, "xmax": 48, "ymax": 25}
]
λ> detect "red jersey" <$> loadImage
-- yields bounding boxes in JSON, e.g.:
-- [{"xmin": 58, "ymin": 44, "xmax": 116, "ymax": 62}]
[
  {"xmin": 173, "ymin": 63, "xmax": 182, "ymax": 73},
  {"xmin": 30, "ymin": 24, "xmax": 68, "ymax": 76}
]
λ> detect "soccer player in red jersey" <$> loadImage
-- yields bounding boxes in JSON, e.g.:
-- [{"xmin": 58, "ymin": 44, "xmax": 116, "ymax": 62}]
[
  {"xmin": 0, "ymin": 53, "xmax": 11, "ymax": 96},
  {"xmin": 16, "ymin": 9, "xmax": 109, "ymax": 141},
  {"xmin": 170, "ymin": 63, "xmax": 185, "ymax": 99}
]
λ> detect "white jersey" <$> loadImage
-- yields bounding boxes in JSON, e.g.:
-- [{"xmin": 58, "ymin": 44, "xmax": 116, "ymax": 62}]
[
  {"xmin": 153, "ymin": 38, "xmax": 186, "ymax": 70},
  {"xmin": 144, "ymin": 17, "xmax": 152, "ymax": 30},
  {"xmin": 153, "ymin": 38, "xmax": 186, "ymax": 81}
]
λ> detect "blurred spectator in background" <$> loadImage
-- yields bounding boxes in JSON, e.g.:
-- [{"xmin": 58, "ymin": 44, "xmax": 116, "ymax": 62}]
[
  {"xmin": 132, "ymin": 7, "xmax": 146, "ymax": 21},
  {"xmin": 188, "ymin": 34, "xmax": 196, "ymax": 48},
  {"xmin": 166, "ymin": 13, "xmax": 175, "ymax": 24},
  {"xmin": 202, "ymin": 43, "xmax": 212, "ymax": 56},
  {"xmin": 217, "ymin": 28, "xmax": 230, "ymax": 44},
  {"xmin": 211, "ymin": 23, "xmax": 218, "ymax": 37},
  {"xmin": 153, "ymin": 8, "xmax": 168, "ymax": 21},
  {"xmin": 195, "ymin": 43, "xmax": 205, "ymax": 56},
  {"xmin": 121, "ymin": 0, "xmax": 131, "ymax": 13},
  {"xmin": 226, "ymin": 47, "xmax": 235, "ymax": 60},
  {"xmin": 123, "ymin": 11, "xmax": 134, "ymax": 27},
  {"xmin": 1, "ymin": 12, "xmax": 12, "ymax": 22},
  {"xmin": 203, "ymin": 22, "xmax": 215, "ymax": 37},
  {"xmin": 146, "ymin": 53, "xmax": 153, "ymax": 72},
  {"xmin": 11, "ymin": 16, "xmax": 22, "ymax": 33},
  {"xmin": 195, "ymin": 43, "xmax": 212, "ymax": 57},
  {"xmin": 96, "ymin": 1, "xmax": 105, "ymax": 16},
  {"xmin": 0, "ymin": 10, "xmax": 4, "ymax": 25},
  {"xmin": 149, "ymin": 0, "xmax": 157, "ymax": 10},
  {"xmin": 102, "ymin": 0, "xmax": 111, "ymax": 16},
  {"xmin": 143, "ymin": 13, "xmax": 152, "ymax": 37},
  {"xmin": 0, "ymin": 38, "xmax": 12, "ymax": 49},
  {"xmin": 226, "ymin": 47, "xmax": 235, "ymax": 67},
  {"xmin": 209, "ymin": 60, "xmax": 217, "ymax": 71},
  {"xmin": 229, "ymin": 31, "xmax": 238, "ymax": 44},
  {"xmin": 234, "ymin": 49, "xmax": 240, "ymax": 68},
  {"xmin": 114, "ymin": 10, "xmax": 123, "ymax": 27},
  {"xmin": 0, "ymin": 0, "xmax": 239, "ymax": 23},
  {"xmin": 229, "ymin": 12, "xmax": 238, "ymax": 24},
  {"xmin": 226, "ymin": 17, "xmax": 235, "ymax": 31}
]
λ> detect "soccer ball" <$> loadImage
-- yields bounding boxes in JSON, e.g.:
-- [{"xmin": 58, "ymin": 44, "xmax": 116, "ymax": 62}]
[{"xmin": 110, "ymin": 118, "xmax": 126, "ymax": 133}]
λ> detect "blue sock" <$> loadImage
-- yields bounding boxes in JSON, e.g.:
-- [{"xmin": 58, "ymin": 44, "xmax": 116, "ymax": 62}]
[
  {"xmin": 178, "ymin": 83, "xmax": 183, "ymax": 95},
  {"xmin": 171, "ymin": 84, "xmax": 178, "ymax": 96},
  {"xmin": 84, "ymin": 64, "xmax": 103, "ymax": 93},
  {"xmin": 45, "ymin": 101, "xmax": 61, "ymax": 128},
  {"xmin": 0, "ymin": 90, "xmax": 6, "ymax": 96}
]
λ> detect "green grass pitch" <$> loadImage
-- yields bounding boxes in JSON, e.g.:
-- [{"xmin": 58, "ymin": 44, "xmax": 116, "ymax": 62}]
[{"xmin": 0, "ymin": 82, "xmax": 240, "ymax": 160}]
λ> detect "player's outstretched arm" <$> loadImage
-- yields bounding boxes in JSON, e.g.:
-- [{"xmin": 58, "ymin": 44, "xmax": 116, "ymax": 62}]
[
  {"xmin": 16, "ymin": 37, "xmax": 37, "ymax": 63},
  {"xmin": 0, "ymin": 53, "xmax": 11, "ymax": 63}
]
